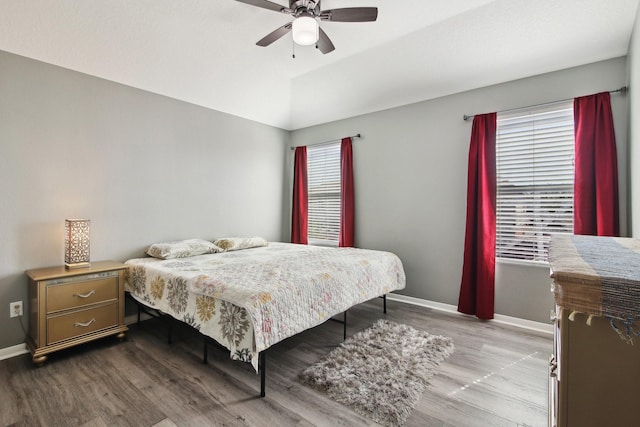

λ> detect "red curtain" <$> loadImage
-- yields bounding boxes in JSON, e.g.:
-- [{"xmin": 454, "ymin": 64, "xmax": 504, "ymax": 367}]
[
  {"xmin": 458, "ymin": 113, "xmax": 497, "ymax": 320},
  {"xmin": 573, "ymin": 92, "xmax": 619, "ymax": 236},
  {"xmin": 339, "ymin": 137, "xmax": 355, "ymax": 247},
  {"xmin": 291, "ymin": 146, "xmax": 308, "ymax": 244}
]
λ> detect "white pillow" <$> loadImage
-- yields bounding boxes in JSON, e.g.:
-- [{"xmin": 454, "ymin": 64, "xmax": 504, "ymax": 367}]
[
  {"xmin": 213, "ymin": 237, "xmax": 268, "ymax": 252},
  {"xmin": 146, "ymin": 239, "xmax": 222, "ymax": 259}
]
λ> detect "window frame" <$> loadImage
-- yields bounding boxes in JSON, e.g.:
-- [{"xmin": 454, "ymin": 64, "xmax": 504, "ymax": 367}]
[
  {"xmin": 495, "ymin": 101, "xmax": 575, "ymax": 264},
  {"xmin": 306, "ymin": 141, "xmax": 341, "ymax": 247}
]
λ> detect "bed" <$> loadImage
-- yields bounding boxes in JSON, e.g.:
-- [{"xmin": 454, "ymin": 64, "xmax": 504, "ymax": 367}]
[{"xmin": 124, "ymin": 239, "xmax": 406, "ymax": 395}]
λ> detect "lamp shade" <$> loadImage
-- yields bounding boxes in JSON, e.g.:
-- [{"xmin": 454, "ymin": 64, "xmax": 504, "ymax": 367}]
[
  {"xmin": 292, "ymin": 15, "xmax": 319, "ymax": 46},
  {"xmin": 64, "ymin": 219, "xmax": 91, "ymax": 269}
]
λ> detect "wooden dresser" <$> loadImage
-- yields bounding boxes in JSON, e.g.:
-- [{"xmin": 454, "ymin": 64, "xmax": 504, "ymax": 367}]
[
  {"xmin": 548, "ymin": 235, "xmax": 640, "ymax": 427},
  {"xmin": 550, "ymin": 306, "xmax": 640, "ymax": 427},
  {"xmin": 26, "ymin": 261, "xmax": 128, "ymax": 365}
]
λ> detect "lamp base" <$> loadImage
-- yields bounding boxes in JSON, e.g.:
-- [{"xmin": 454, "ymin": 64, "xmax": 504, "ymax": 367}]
[{"xmin": 65, "ymin": 262, "xmax": 91, "ymax": 270}]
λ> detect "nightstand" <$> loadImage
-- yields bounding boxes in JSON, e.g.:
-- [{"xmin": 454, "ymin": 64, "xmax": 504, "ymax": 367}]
[{"xmin": 25, "ymin": 261, "xmax": 128, "ymax": 365}]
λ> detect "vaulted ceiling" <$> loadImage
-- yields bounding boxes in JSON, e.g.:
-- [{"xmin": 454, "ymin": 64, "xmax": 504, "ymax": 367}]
[{"xmin": 1, "ymin": 0, "xmax": 638, "ymax": 130}]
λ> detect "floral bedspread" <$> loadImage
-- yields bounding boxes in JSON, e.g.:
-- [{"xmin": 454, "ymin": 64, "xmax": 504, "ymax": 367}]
[{"xmin": 125, "ymin": 242, "xmax": 405, "ymax": 371}]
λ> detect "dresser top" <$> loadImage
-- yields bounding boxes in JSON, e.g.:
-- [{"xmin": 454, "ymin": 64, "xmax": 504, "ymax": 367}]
[
  {"xmin": 26, "ymin": 260, "xmax": 126, "ymax": 281},
  {"xmin": 549, "ymin": 234, "xmax": 640, "ymax": 322}
]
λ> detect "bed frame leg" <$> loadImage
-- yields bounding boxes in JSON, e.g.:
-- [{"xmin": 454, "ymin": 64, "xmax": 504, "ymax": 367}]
[
  {"xmin": 383, "ymin": 294, "xmax": 387, "ymax": 314},
  {"xmin": 203, "ymin": 338, "xmax": 208, "ymax": 364},
  {"xmin": 343, "ymin": 311, "xmax": 347, "ymax": 340},
  {"xmin": 259, "ymin": 351, "xmax": 266, "ymax": 398}
]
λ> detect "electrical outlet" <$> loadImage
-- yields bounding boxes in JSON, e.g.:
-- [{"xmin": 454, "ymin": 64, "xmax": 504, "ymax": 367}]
[{"xmin": 10, "ymin": 301, "xmax": 23, "ymax": 318}]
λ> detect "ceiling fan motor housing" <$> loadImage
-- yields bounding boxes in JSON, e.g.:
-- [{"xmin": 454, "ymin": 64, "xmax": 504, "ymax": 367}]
[{"xmin": 288, "ymin": 0, "xmax": 321, "ymax": 17}]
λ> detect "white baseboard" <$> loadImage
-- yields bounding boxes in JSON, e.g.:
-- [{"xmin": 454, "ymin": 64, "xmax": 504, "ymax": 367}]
[
  {"xmin": 0, "ymin": 343, "xmax": 29, "ymax": 361},
  {"xmin": 387, "ymin": 293, "xmax": 553, "ymax": 335}
]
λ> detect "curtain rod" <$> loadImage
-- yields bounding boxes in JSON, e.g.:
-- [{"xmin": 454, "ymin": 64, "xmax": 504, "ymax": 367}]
[
  {"xmin": 462, "ymin": 86, "xmax": 628, "ymax": 121},
  {"xmin": 290, "ymin": 134, "xmax": 361, "ymax": 150}
]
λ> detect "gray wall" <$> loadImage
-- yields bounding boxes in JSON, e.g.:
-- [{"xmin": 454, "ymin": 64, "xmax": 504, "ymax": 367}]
[
  {"xmin": 288, "ymin": 57, "xmax": 629, "ymax": 324},
  {"xmin": 630, "ymin": 5, "xmax": 640, "ymax": 237},
  {"xmin": 0, "ymin": 51, "xmax": 288, "ymax": 349}
]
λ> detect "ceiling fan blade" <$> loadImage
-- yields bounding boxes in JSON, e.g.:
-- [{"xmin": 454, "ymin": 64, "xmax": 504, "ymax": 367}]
[
  {"xmin": 234, "ymin": 0, "xmax": 286, "ymax": 13},
  {"xmin": 316, "ymin": 28, "xmax": 335, "ymax": 54},
  {"xmin": 256, "ymin": 23, "xmax": 293, "ymax": 47},
  {"xmin": 320, "ymin": 7, "xmax": 378, "ymax": 22}
]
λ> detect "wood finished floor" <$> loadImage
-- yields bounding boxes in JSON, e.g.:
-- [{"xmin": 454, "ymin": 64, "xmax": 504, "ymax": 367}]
[{"xmin": 1, "ymin": 299, "xmax": 552, "ymax": 427}]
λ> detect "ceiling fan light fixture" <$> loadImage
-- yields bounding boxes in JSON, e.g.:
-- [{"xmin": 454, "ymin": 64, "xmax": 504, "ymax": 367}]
[{"xmin": 292, "ymin": 15, "xmax": 318, "ymax": 46}]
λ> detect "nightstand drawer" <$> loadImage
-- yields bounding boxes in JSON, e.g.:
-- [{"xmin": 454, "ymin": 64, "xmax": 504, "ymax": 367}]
[
  {"xmin": 46, "ymin": 275, "xmax": 118, "ymax": 313},
  {"xmin": 47, "ymin": 302, "xmax": 118, "ymax": 345}
]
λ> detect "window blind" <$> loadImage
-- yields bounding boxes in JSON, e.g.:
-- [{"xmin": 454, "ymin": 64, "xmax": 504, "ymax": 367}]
[
  {"xmin": 496, "ymin": 101, "xmax": 575, "ymax": 263},
  {"xmin": 307, "ymin": 142, "xmax": 341, "ymax": 246}
]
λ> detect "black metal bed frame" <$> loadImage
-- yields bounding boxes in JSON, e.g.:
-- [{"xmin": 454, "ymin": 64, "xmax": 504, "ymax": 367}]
[{"xmin": 127, "ymin": 293, "xmax": 387, "ymax": 398}]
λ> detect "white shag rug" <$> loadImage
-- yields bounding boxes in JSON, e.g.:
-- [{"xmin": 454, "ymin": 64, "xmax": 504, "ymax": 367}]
[{"xmin": 299, "ymin": 319, "xmax": 454, "ymax": 427}]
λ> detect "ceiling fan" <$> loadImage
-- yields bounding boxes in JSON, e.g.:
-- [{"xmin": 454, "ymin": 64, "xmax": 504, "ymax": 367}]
[{"xmin": 234, "ymin": 0, "xmax": 378, "ymax": 54}]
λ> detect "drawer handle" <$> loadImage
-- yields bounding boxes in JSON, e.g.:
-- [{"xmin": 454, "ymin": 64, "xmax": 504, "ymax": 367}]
[
  {"xmin": 74, "ymin": 318, "xmax": 96, "ymax": 328},
  {"xmin": 73, "ymin": 290, "xmax": 96, "ymax": 299},
  {"xmin": 548, "ymin": 354, "xmax": 558, "ymax": 377}
]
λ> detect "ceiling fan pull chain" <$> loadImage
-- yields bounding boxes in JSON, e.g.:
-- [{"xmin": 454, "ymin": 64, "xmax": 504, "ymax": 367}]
[{"xmin": 292, "ymin": 39, "xmax": 296, "ymax": 59}]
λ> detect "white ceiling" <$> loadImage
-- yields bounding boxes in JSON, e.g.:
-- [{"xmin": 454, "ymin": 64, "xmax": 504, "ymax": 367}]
[{"xmin": 1, "ymin": 0, "xmax": 638, "ymax": 130}]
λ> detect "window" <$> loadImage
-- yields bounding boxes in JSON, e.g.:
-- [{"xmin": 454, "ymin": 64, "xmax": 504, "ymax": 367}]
[
  {"xmin": 496, "ymin": 101, "xmax": 574, "ymax": 263},
  {"xmin": 307, "ymin": 142, "xmax": 341, "ymax": 246}
]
